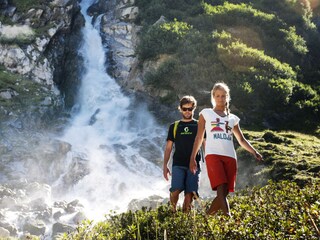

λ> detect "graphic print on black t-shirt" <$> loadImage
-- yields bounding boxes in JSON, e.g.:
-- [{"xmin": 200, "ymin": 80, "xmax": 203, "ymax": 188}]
[{"xmin": 166, "ymin": 120, "xmax": 201, "ymax": 167}]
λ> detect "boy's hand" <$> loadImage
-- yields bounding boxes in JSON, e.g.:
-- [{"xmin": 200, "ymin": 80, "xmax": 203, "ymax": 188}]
[
  {"xmin": 163, "ymin": 167, "xmax": 171, "ymax": 181},
  {"xmin": 189, "ymin": 159, "xmax": 197, "ymax": 174}
]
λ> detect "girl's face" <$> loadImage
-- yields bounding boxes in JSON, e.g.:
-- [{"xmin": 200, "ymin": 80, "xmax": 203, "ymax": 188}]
[{"xmin": 213, "ymin": 89, "xmax": 228, "ymax": 107}]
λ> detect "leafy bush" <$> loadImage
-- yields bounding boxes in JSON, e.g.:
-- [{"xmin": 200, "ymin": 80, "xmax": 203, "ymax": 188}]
[
  {"xmin": 136, "ymin": 0, "xmax": 320, "ymax": 133},
  {"xmin": 11, "ymin": 0, "xmax": 46, "ymax": 12},
  {"xmin": 203, "ymin": 2, "xmax": 308, "ymax": 64},
  {"xmin": 137, "ymin": 20, "xmax": 192, "ymax": 61},
  {"xmin": 135, "ymin": 0, "xmax": 203, "ymax": 25},
  {"xmin": 59, "ymin": 181, "xmax": 320, "ymax": 240}
]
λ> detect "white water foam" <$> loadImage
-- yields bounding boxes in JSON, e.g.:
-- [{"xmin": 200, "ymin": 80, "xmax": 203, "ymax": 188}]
[{"xmin": 55, "ymin": 0, "xmax": 168, "ymax": 220}]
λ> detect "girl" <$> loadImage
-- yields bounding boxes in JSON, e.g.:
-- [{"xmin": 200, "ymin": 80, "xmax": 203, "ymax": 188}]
[{"xmin": 190, "ymin": 82, "xmax": 262, "ymax": 216}]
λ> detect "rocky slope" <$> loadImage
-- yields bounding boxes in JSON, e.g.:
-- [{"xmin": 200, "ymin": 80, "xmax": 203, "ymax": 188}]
[
  {"xmin": 0, "ymin": 0, "xmax": 167, "ymax": 238},
  {"xmin": 0, "ymin": 0, "xmax": 115, "ymax": 238}
]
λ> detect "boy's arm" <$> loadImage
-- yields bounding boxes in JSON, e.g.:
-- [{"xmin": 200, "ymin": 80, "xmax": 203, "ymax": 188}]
[{"xmin": 163, "ymin": 140, "xmax": 174, "ymax": 181}]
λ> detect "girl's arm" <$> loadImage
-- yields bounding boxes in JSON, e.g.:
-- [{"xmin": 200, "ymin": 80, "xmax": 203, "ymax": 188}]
[
  {"xmin": 233, "ymin": 124, "xmax": 263, "ymax": 161},
  {"xmin": 190, "ymin": 114, "xmax": 206, "ymax": 174}
]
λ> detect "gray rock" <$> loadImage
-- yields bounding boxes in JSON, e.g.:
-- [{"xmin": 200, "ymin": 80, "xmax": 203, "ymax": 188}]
[
  {"xmin": 117, "ymin": 6, "xmax": 139, "ymax": 22},
  {"xmin": 0, "ymin": 221, "xmax": 17, "ymax": 236},
  {"xmin": 0, "ymin": 89, "xmax": 18, "ymax": 99},
  {"xmin": 66, "ymin": 199, "xmax": 84, "ymax": 213},
  {"xmin": 0, "ymin": 227, "xmax": 10, "ymax": 238},
  {"xmin": 52, "ymin": 222, "xmax": 74, "ymax": 238},
  {"xmin": 72, "ymin": 212, "xmax": 86, "ymax": 224},
  {"xmin": 128, "ymin": 195, "xmax": 165, "ymax": 211},
  {"xmin": 53, "ymin": 210, "xmax": 63, "ymax": 220},
  {"xmin": 23, "ymin": 219, "xmax": 46, "ymax": 236}
]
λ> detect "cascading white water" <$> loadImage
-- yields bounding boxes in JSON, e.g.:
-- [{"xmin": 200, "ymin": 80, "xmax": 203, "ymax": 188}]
[{"xmin": 56, "ymin": 0, "xmax": 168, "ymax": 220}]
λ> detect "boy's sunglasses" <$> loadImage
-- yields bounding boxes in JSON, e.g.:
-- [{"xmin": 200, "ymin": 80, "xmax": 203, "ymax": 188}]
[{"xmin": 181, "ymin": 107, "xmax": 194, "ymax": 112}]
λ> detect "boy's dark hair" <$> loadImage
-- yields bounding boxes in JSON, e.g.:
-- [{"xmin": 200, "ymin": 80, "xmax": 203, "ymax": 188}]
[{"xmin": 178, "ymin": 95, "xmax": 197, "ymax": 110}]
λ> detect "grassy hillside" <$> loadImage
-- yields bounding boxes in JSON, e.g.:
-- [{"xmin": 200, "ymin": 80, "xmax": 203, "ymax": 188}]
[
  {"xmin": 236, "ymin": 130, "xmax": 320, "ymax": 189},
  {"xmin": 135, "ymin": 0, "xmax": 320, "ymax": 135},
  {"xmin": 56, "ymin": 127, "xmax": 320, "ymax": 240},
  {"xmin": 56, "ymin": 129, "xmax": 320, "ymax": 240}
]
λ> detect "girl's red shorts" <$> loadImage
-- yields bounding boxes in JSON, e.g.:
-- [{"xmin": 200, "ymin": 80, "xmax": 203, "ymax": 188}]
[{"xmin": 205, "ymin": 154, "xmax": 237, "ymax": 192}]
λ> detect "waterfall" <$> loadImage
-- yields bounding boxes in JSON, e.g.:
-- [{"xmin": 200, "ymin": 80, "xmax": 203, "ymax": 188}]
[{"xmin": 55, "ymin": 0, "xmax": 168, "ymax": 220}]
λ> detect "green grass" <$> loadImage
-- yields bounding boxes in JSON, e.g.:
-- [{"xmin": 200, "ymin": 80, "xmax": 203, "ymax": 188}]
[{"xmin": 236, "ymin": 130, "xmax": 320, "ymax": 188}]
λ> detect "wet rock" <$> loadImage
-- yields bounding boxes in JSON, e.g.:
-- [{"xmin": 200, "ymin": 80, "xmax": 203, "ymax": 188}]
[
  {"xmin": 72, "ymin": 211, "xmax": 86, "ymax": 224},
  {"xmin": 41, "ymin": 96, "xmax": 52, "ymax": 106},
  {"xmin": 0, "ymin": 226, "xmax": 10, "ymax": 238},
  {"xmin": 0, "ymin": 196, "xmax": 17, "ymax": 209},
  {"xmin": 52, "ymin": 222, "xmax": 74, "ymax": 238},
  {"xmin": 53, "ymin": 210, "xmax": 63, "ymax": 221},
  {"xmin": 35, "ymin": 207, "xmax": 53, "ymax": 222},
  {"xmin": 23, "ymin": 219, "xmax": 46, "ymax": 236},
  {"xmin": 137, "ymin": 138, "xmax": 163, "ymax": 165},
  {"xmin": 0, "ymin": 186, "xmax": 14, "ymax": 198},
  {"xmin": 128, "ymin": 195, "xmax": 165, "ymax": 211},
  {"xmin": 0, "ymin": 221, "xmax": 17, "ymax": 236},
  {"xmin": 59, "ymin": 154, "xmax": 90, "ymax": 189},
  {"xmin": 0, "ymin": 89, "xmax": 18, "ymax": 99},
  {"xmin": 53, "ymin": 200, "xmax": 67, "ymax": 209},
  {"xmin": 51, "ymin": 0, "xmax": 74, "ymax": 7},
  {"xmin": 7, "ymin": 118, "xmax": 23, "ymax": 129},
  {"xmin": 25, "ymin": 182, "xmax": 51, "ymax": 200},
  {"xmin": 66, "ymin": 199, "xmax": 84, "ymax": 213},
  {"xmin": 29, "ymin": 198, "xmax": 50, "ymax": 211}
]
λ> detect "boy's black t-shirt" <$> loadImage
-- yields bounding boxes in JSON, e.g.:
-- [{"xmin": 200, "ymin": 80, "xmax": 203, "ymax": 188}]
[{"xmin": 166, "ymin": 119, "xmax": 201, "ymax": 168}]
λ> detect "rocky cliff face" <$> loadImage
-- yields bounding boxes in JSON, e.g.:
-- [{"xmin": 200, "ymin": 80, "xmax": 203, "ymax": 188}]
[
  {"xmin": 0, "ymin": 0, "xmax": 81, "ymax": 88},
  {"xmin": 98, "ymin": 0, "xmax": 178, "ymax": 121},
  {"xmin": 0, "ymin": 0, "xmax": 83, "ymax": 130},
  {"xmin": 0, "ymin": 0, "xmax": 88, "ymax": 238},
  {"xmin": 99, "ymin": 0, "xmax": 143, "ymax": 92}
]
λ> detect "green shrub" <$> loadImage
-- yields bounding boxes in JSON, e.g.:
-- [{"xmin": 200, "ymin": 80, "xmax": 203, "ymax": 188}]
[
  {"xmin": 11, "ymin": 0, "xmax": 46, "ymax": 12},
  {"xmin": 204, "ymin": 2, "xmax": 308, "ymax": 59},
  {"xmin": 59, "ymin": 181, "xmax": 320, "ymax": 240},
  {"xmin": 137, "ymin": 20, "xmax": 192, "ymax": 61},
  {"xmin": 134, "ymin": 0, "xmax": 320, "ymax": 133},
  {"xmin": 135, "ymin": 0, "xmax": 203, "ymax": 25}
]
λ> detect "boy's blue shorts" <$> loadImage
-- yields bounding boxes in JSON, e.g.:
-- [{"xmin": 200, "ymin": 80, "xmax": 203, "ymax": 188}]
[{"xmin": 170, "ymin": 166, "xmax": 200, "ymax": 194}]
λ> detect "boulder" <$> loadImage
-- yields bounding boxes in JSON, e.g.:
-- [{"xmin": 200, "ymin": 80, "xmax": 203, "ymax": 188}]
[
  {"xmin": 128, "ymin": 195, "xmax": 165, "ymax": 211},
  {"xmin": 23, "ymin": 219, "xmax": 46, "ymax": 236},
  {"xmin": 52, "ymin": 222, "xmax": 74, "ymax": 238},
  {"xmin": 0, "ymin": 227, "xmax": 10, "ymax": 238},
  {"xmin": 72, "ymin": 212, "xmax": 86, "ymax": 224}
]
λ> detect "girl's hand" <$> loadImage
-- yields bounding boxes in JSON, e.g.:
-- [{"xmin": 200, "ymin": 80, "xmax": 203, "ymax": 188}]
[{"xmin": 253, "ymin": 151, "xmax": 263, "ymax": 161}]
